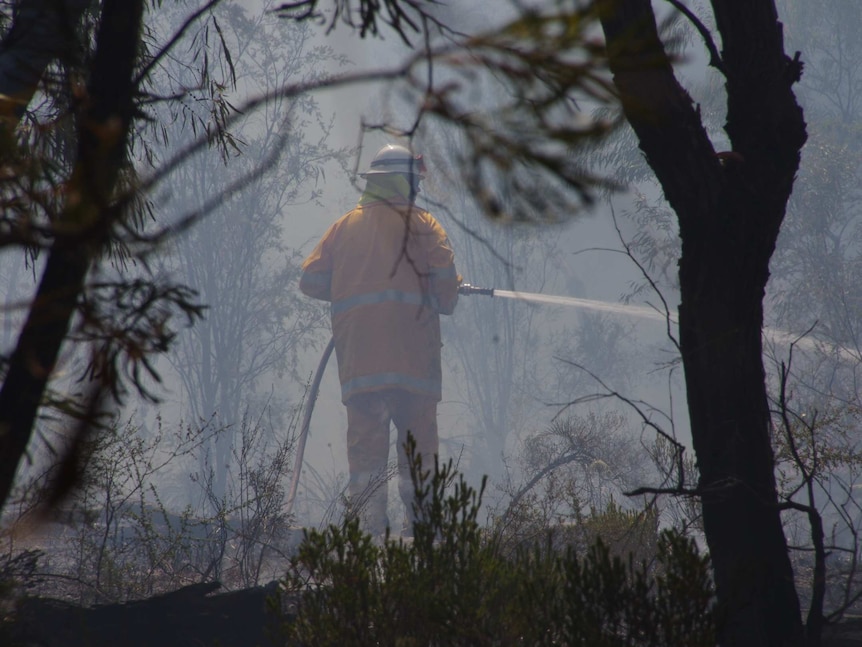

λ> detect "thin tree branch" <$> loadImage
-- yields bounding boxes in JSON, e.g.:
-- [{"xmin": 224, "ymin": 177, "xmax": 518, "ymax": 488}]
[
  {"xmin": 134, "ymin": 0, "xmax": 225, "ymax": 87},
  {"xmin": 662, "ymin": 0, "xmax": 725, "ymax": 73}
]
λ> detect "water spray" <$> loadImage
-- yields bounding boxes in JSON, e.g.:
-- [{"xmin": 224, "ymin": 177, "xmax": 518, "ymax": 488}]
[
  {"xmin": 459, "ymin": 283, "xmax": 675, "ymax": 323},
  {"xmin": 458, "ymin": 283, "xmax": 859, "ymax": 362},
  {"xmin": 458, "ymin": 283, "xmax": 850, "ymax": 358}
]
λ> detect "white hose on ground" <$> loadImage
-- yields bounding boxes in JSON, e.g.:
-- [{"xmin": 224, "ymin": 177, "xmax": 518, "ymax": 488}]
[{"xmin": 284, "ymin": 336, "xmax": 335, "ymax": 520}]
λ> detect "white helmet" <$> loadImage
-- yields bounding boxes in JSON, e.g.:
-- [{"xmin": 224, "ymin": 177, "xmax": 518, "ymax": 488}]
[{"xmin": 361, "ymin": 144, "xmax": 426, "ymax": 178}]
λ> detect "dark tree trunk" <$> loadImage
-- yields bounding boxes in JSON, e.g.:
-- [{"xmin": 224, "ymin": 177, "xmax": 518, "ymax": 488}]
[
  {"xmin": 0, "ymin": 0, "xmax": 143, "ymax": 510},
  {"xmin": 599, "ymin": 1, "xmax": 807, "ymax": 645}
]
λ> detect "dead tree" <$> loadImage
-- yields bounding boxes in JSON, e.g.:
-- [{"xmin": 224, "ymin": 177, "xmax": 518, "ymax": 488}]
[{"xmin": 599, "ymin": 1, "xmax": 808, "ymax": 645}]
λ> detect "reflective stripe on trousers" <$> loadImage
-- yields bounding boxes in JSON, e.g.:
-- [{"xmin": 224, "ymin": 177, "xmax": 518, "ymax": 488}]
[{"xmin": 341, "ymin": 372, "xmax": 441, "ymax": 402}]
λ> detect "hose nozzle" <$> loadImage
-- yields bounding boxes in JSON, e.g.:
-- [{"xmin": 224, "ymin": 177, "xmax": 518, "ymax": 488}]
[{"xmin": 458, "ymin": 283, "xmax": 494, "ymax": 297}]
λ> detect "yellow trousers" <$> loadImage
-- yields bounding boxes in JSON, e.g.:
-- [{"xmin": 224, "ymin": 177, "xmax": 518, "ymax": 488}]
[{"xmin": 345, "ymin": 389, "xmax": 439, "ymax": 535}]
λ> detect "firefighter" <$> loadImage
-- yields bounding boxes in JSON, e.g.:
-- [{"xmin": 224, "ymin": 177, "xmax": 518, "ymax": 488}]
[{"xmin": 299, "ymin": 144, "xmax": 461, "ymax": 537}]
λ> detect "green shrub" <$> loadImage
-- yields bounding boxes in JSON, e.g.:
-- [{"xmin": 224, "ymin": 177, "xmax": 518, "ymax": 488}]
[{"xmin": 281, "ymin": 441, "xmax": 715, "ymax": 646}]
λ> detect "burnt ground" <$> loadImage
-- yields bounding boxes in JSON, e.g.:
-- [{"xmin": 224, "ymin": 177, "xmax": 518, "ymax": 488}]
[
  {"xmin": 825, "ymin": 619, "xmax": 862, "ymax": 647},
  {"xmin": 7, "ymin": 581, "xmax": 288, "ymax": 647},
  {"xmin": 6, "ymin": 581, "xmax": 862, "ymax": 647}
]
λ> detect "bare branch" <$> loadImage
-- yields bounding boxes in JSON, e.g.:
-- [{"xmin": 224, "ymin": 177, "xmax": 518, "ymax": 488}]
[
  {"xmin": 550, "ymin": 356, "xmax": 687, "ymax": 492},
  {"xmin": 662, "ymin": 0, "xmax": 725, "ymax": 73},
  {"xmin": 134, "ymin": 0, "xmax": 225, "ymax": 87}
]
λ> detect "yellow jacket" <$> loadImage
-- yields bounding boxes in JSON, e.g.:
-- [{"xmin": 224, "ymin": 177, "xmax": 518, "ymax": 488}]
[{"xmin": 300, "ymin": 194, "xmax": 459, "ymax": 403}]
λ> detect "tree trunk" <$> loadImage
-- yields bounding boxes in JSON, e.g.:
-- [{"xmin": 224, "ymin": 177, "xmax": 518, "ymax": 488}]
[
  {"xmin": 0, "ymin": 0, "xmax": 143, "ymax": 510},
  {"xmin": 599, "ymin": 1, "xmax": 807, "ymax": 645}
]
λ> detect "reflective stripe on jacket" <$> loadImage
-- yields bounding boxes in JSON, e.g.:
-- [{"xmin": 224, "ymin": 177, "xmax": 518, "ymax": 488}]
[{"xmin": 300, "ymin": 197, "xmax": 459, "ymax": 403}]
